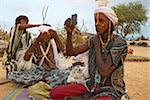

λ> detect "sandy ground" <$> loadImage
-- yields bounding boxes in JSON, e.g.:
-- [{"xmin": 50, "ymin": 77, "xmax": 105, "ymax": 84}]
[{"xmin": 0, "ymin": 41, "xmax": 150, "ymax": 100}]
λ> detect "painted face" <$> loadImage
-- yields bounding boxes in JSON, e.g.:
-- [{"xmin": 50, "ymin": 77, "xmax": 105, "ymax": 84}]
[
  {"xmin": 20, "ymin": 18, "xmax": 28, "ymax": 24},
  {"xmin": 95, "ymin": 13, "xmax": 109, "ymax": 35}
]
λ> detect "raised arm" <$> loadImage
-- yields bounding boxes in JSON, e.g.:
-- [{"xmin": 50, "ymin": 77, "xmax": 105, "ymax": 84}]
[
  {"xmin": 19, "ymin": 24, "xmax": 42, "ymax": 30},
  {"xmin": 64, "ymin": 18, "xmax": 89, "ymax": 56},
  {"xmin": 48, "ymin": 29, "xmax": 64, "ymax": 52},
  {"xmin": 66, "ymin": 32, "xmax": 88, "ymax": 56}
]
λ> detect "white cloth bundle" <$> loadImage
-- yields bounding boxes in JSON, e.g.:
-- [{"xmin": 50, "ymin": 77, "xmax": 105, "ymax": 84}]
[
  {"xmin": 67, "ymin": 65, "xmax": 86, "ymax": 83},
  {"xmin": 38, "ymin": 25, "xmax": 54, "ymax": 33},
  {"xmin": 67, "ymin": 51, "xmax": 89, "ymax": 83},
  {"xmin": 16, "ymin": 49, "xmax": 35, "ymax": 71}
]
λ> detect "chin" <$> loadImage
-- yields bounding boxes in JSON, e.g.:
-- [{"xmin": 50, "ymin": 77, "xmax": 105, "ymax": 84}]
[{"xmin": 97, "ymin": 32, "xmax": 102, "ymax": 36}]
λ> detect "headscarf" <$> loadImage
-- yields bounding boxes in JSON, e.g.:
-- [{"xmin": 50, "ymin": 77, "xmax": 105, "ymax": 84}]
[
  {"xmin": 15, "ymin": 15, "xmax": 29, "ymax": 25},
  {"xmin": 38, "ymin": 25, "xmax": 54, "ymax": 33},
  {"xmin": 94, "ymin": 6, "xmax": 118, "ymax": 26}
]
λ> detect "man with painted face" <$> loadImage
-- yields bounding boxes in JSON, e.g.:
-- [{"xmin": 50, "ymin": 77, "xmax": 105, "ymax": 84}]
[{"xmin": 49, "ymin": 7, "xmax": 128, "ymax": 100}]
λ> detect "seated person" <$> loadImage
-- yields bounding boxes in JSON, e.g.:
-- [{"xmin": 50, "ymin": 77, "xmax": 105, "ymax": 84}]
[
  {"xmin": 4, "ymin": 15, "xmax": 42, "ymax": 71},
  {"xmin": 8, "ymin": 26, "xmax": 73, "ymax": 86},
  {"xmin": 48, "ymin": 6, "xmax": 128, "ymax": 100},
  {"xmin": 24, "ymin": 25, "xmax": 65, "ymax": 70}
]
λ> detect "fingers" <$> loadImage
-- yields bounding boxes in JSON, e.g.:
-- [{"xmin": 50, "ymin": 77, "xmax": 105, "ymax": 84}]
[
  {"xmin": 48, "ymin": 29, "xmax": 57, "ymax": 38},
  {"xmin": 64, "ymin": 18, "xmax": 75, "ymax": 34},
  {"xmin": 64, "ymin": 18, "xmax": 71, "ymax": 25},
  {"xmin": 64, "ymin": 18, "xmax": 74, "ymax": 27}
]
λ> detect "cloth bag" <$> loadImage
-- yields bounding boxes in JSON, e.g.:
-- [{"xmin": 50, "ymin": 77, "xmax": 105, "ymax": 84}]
[{"xmin": 28, "ymin": 81, "xmax": 51, "ymax": 99}]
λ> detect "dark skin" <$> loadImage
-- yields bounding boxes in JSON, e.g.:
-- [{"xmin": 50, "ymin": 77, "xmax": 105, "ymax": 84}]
[
  {"xmin": 65, "ymin": 13, "xmax": 115, "ymax": 77},
  {"xmin": 19, "ymin": 17, "xmax": 64, "ymax": 61},
  {"xmin": 18, "ymin": 18, "xmax": 42, "ymax": 30},
  {"xmin": 24, "ymin": 29, "xmax": 64, "ymax": 61},
  {"xmin": 6, "ymin": 17, "xmax": 42, "ymax": 59}
]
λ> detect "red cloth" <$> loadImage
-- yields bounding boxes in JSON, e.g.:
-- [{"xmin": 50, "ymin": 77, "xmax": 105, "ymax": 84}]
[
  {"xmin": 95, "ymin": 95, "xmax": 113, "ymax": 100},
  {"xmin": 50, "ymin": 83, "xmax": 113, "ymax": 100},
  {"xmin": 50, "ymin": 83, "xmax": 88, "ymax": 99}
]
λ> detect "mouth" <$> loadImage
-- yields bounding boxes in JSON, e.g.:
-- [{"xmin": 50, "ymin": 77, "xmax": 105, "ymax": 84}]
[
  {"xmin": 96, "ymin": 29, "xmax": 103, "ymax": 36},
  {"xmin": 96, "ymin": 28, "xmax": 101, "ymax": 33}
]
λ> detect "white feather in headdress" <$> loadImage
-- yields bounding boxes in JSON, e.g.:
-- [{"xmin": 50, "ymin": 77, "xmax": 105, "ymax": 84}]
[{"xmin": 95, "ymin": 0, "xmax": 109, "ymax": 7}]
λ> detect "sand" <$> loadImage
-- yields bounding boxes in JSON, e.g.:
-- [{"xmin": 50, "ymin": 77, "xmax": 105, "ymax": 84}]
[{"xmin": 0, "ymin": 41, "xmax": 150, "ymax": 100}]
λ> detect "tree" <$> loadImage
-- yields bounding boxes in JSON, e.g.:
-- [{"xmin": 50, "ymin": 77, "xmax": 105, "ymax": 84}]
[{"xmin": 112, "ymin": 1, "xmax": 148, "ymax": 38}]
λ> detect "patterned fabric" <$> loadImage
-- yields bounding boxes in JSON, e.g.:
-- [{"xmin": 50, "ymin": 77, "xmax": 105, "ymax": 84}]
[
  {"xmin": 7, "ymin": 24, "xmax": 31, "ymax": 61},
  {"xmin": 8, "ymin": 68, "xmax": 44, "ymax": 85},
  {"xmin": 81, "ymin": 86, "xmax": 119, "ymax": 100},
  {"xmin": 83, "ymin": 34, "xmax": 128, "ymax": 98},
  {"xmin": 4, "ymin": 24, "xmax": 32, "ymax": 71},
  {"xmin": 33, "ymin": 40, "xmax": 56, "ymax": 70},
  {"xmin": 44, "ymin": 67, "xmax": 73, "ymax": 87},
  {"xmin": 8, "ymin": 66, "xmax": 73, "ymax": 87}
]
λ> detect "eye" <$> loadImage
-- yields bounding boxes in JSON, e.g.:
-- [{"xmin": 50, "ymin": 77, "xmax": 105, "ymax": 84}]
[{"xmin": 99, "ymin": 18, "xmax": 104, "ymax": 22}]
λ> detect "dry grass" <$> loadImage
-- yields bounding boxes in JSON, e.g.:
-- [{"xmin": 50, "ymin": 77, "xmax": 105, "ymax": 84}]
[
  {"xmin": 0, "ymin": 40, "xmax": 150, "ymax": 99},
  {"xmin": 0, "ymin": 62, "xmax": 18, "ymax": 98},
  {"xmin": 124, "ymin": 62, "xmax": 150, "ymax": 100}
]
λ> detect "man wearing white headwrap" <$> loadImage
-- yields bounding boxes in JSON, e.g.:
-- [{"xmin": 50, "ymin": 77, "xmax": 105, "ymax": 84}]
[
  {"xmin": 94, "ymin": 6, "xmax": 118, "ymax": 26},
  {"xmin": 49, "ymin": 6, "xmax": 128, "ymax": 100}
]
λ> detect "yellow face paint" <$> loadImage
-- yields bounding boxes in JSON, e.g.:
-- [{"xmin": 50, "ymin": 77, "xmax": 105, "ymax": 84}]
[{"xmin": 95, "ymin": 13, "xmax": 109, "ymax": 35}]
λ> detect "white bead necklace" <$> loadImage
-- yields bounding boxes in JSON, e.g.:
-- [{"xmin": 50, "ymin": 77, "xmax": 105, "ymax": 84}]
[{"xmin": 98, "ymin": 21, "xmax": 112, "ymax": 48}]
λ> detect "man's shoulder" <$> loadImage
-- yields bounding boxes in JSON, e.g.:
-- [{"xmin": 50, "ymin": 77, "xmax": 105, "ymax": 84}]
[
  {"xmin": 10, "ymin": 24, "xmax": 20, "ymax": 31},
  {"xmin": 89, "ymin": 34, "xmax": 96, "ymax": 40},
  {"xmin": 113, "ymin": 34, "xmax": 127, "ymax": 45}
]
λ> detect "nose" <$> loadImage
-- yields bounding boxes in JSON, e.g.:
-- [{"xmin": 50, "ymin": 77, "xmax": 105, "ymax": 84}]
[{"xmin": 96, "ymin": 21, "xmax": 104, "ymax": 27}]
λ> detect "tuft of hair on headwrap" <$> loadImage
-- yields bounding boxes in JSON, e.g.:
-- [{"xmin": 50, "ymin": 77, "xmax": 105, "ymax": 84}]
[
  {"xmin": 95, "ymin": 0, "xmax": 109, "ymax": 7},
  {"xmin": 94, "ymin": 6, "xmax": 118, "ymax": 26}
]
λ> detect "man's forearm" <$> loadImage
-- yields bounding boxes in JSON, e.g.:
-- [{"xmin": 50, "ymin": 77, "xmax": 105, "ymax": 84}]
[
  {"xmin": 24, "ymin": 39, "xmax": 39, "ymax": 61},
  {"xmin": 20, "ymin": 24, "xmax": 41, "ymax": 29},
  {"xmin": 53, "ymin": 34, "xmax": 64, "ymax": 52},
  {"xmin": 66, "ymin": 33, "xmax": 74, "ymax": 56}
]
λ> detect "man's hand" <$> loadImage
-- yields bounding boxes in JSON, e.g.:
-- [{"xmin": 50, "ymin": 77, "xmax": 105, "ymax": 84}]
[
  {"xmin": 64, "ymin": 18, "xmax": 75, "ymax": 34},
  {"xmin": 48, "ymin": 29, "xmax": 57, "ymax": 38},
  {"xmin": 36, "ymin": 31, "xmax": 51, "ymax": 43},
  {"xmin": 24, "ymin": 52, "xmax": 32, "ymax": 61}
]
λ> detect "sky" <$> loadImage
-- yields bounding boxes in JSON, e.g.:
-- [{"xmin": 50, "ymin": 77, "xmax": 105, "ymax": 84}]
[{"xmin": 0, "ymin": 0, "xmax": 150, "ymax": 37}]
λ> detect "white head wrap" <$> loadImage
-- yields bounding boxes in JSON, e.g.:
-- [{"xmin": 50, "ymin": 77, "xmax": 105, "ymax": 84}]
[
  {"xmin": 94, "ymin": 6, "xmax": 118, "ymax": 26},
  {"xmin": 38, "ymin": 25, "xmax": 55, "ymax": 33}
]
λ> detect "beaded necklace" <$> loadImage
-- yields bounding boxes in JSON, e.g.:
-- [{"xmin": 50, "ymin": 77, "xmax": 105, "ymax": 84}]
[{"xmin": 98, "ymin": 21, "xmax": 112, "ymax": 48}]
